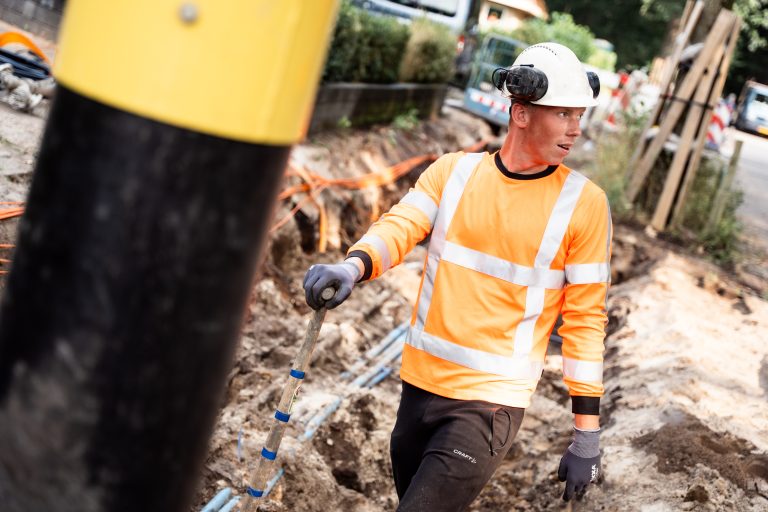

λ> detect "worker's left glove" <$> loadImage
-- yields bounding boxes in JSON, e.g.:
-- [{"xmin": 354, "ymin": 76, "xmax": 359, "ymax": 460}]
[{"xmin": 557, "ymin": 427, "xmax": 601, "ymax": 501}]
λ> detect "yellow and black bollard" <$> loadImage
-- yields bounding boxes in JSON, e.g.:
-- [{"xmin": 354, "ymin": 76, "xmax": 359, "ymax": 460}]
[{"xmin": 0, "ymin": 1, "xmax": 339, "ymax": 511}]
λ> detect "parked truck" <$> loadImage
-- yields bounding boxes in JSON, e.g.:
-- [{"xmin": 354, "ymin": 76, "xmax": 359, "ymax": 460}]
[{"xmin": 462, "ymin": 33, "xmax": 525, "ymax": 129}]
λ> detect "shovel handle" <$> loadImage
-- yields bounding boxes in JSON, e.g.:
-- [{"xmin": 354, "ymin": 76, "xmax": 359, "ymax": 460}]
[{"xmin": 241, "ymin": 287, "xmax": 335, "ymax": 510}]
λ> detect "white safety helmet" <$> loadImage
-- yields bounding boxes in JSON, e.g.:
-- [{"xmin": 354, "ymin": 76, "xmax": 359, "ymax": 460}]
[{"xmin": 492, "ymin": 42, "xmax": 599, "ymax": 108}]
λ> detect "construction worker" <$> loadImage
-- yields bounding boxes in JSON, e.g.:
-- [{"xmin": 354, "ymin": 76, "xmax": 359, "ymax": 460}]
[{"xmin": 303, "ymin": 42, "xmax": 610, "ymax": 510}]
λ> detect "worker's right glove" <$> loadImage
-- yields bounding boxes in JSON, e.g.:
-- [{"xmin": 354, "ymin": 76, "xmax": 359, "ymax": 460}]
[
  {"xmin": 303, "ymin": 261, "xmax": 360, "ymax": 310},
  {"xmin": 557, "ymin": 427, "xmax": 601, "ymax": 501}
]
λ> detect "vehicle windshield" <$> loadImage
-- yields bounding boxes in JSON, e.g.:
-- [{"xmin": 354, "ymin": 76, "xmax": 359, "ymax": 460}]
[
  {"xmin": 391, "ymin": 0, "xmax": 459, "ymax": 16},
  {"xmin": 467, "ymin": 37, "xmax": 526, "ymax": 92},
  {"xmin": 746, "ymin": 92, "xmax": 768, "ymax": 120}
]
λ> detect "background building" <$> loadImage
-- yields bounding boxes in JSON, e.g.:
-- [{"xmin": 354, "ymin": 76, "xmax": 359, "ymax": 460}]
[{"xmin": 477, "ymin": 0, "xmax": 548, "ymax": 32}]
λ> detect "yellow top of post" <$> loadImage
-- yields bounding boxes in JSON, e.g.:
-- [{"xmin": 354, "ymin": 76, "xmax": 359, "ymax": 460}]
[{"xmin": 54, "ymin": 0, "xmax": 339, "ymax": 145}]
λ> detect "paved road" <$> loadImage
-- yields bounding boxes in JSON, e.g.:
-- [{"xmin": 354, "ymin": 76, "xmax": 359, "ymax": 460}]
[{"xmin": 721, "ymin": 128, "xmax": 768, "ymax": 252}]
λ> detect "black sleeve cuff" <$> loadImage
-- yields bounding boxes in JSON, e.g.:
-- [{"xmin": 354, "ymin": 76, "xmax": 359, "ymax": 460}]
[
  {"xmin": 571, "ymin": 396, "xmax": 600, "ymax": 415},
  {"xmin": 347, "ymin": 250, "xmax": 373, "ymax": 282}
]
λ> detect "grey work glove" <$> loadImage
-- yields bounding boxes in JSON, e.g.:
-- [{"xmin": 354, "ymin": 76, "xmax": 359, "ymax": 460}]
[
  {"xmin": 557, "ymin": 427, "xmax": 601, "ymax": 502},
  {"xmin": 303, "ymin": 261, "xmax": 360, "ymax": 310}
]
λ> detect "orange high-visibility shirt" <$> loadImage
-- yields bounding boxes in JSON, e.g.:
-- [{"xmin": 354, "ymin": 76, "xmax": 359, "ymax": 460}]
[{"xmin": 347, "ymin": 151, "xmax": 612, "ymax": 413}]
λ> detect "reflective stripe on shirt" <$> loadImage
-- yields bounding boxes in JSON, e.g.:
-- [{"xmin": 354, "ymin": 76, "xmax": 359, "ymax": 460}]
[
  {"xmin": 400, "ymin": 190, "xmax": 439, "ymax": 228},
  {"xmin": 442, "ymin": 241, "xmax": 566, "ymax": 289},
  {"xmin": 563, "ymin": 356, "xmax": 603, "ymax": 382},
  {"xmin": 407, "ymin": 326, "xmax": 545, "ymax": 380},
  {"xmin": 565, "ymin": 262, "xmax": 611, "ymax": 284},
  {"xmin": 358, "ymin": 234, "xmax": 391, "ymax": 273}
]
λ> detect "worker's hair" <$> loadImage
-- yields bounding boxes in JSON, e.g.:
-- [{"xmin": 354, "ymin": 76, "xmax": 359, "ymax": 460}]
[{"xmin": 508, "ymin": 98, "xmax": 534, "ymax": 116}]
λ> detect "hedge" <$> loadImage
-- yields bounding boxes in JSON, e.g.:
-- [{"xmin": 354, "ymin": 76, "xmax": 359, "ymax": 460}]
[{"xmin": 322, "ymin": 0, "xmax": 455, "ymax": 84}]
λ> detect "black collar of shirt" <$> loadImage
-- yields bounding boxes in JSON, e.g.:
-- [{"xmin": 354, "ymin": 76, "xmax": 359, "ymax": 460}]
[{"xmin": 494, "ymin": 152, "xmax": 558, "ymax": 180}]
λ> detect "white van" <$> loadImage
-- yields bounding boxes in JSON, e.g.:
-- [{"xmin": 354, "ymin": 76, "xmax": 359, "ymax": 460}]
[{"xmin": 351, "ymin": 0, "xmax": 473, "ymax": 34}]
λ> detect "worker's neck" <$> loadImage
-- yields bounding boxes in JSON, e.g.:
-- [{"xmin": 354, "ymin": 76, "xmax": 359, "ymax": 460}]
[{"xmin": 498, "ymin": 130, "xmax": 550, "ymax": 174}]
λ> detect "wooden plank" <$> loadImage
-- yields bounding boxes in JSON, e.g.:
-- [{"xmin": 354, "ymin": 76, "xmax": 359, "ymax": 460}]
[
  {"xmin": 626, "ymin": 0, "xmax": 704, "ymax": 174},
  {"xmin": 650, "ymin": 41, "xmax": 726, "ymax": 231},
  {"xmin": 670, "ymin": 16, "xmax": 742, "ymax": 227},
  {"xmin": 705, "ymin": 139, "xmax": 743, "ymax": 233},
  {"xmin": 680, "ymin": 0, "xmax": 696, "ymax": 36},
  {"xmin": 626, "ymin": 9, "xmax": 734, "ymax": 202}
]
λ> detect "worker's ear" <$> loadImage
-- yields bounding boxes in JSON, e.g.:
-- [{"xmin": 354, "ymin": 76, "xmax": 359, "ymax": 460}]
[{"xmin": 509, "ymin": 102, "xmax": 532, "ymax": 128}]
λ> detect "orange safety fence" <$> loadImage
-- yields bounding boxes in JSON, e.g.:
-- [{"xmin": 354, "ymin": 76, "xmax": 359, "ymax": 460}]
[{"xmin": 271, "ymin": 139, "xmax": 490, "ymax": 252}]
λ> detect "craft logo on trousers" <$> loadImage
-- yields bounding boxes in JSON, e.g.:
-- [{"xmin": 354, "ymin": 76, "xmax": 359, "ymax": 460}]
[{"xmin": 453, "ymin": 449, "xmax": 477, "ymax": 464}]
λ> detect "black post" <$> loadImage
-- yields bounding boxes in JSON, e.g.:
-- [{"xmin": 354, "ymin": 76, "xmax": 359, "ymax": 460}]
[{"xmin": 0, "ymin": 1, "xmax": 340, "ymax": 511}]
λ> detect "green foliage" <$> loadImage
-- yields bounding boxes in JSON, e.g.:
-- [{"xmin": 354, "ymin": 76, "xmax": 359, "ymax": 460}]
[
  {"xmin": 508, "ymin": 17, "xmax": 549, "ymax": 48},
  {"xmin": 586, "ymin": 47, "xmax": 617, "ymax": 72},
  {"xmin": 677, "ymin": 156, "xmax": 744, "ymax": 266},
  {"xmin": 358, "ymin": 14, "xmax": 411, "ymax": 83},
  {"xmin": 322, "ymin": 0, "xmax": 409, "ymax": 83},
  {"xmin": 733, "ymin": 0, "xmax": 768, "ymax": 52},
  {"xmin": 391, "ymin": 108, "xmax": 420, "ymax": 131},
  {"xmin": 545, "ymin": 0, "xmax": 679, "ymax": 69},
  {"xmin": 699, "ymin": 192, "xmax": 743, "ymax": 266},
  {"xmin": 322, "ymin": 1, "xmax": 358, "ymax": 82},
  {"xmin": 323, "ymin": 1, "xmax": 455, "ymax": 84},
  {"xmin": 512, "ymin": 13, "xmax": 597, "ymax": 62},
  {"xmin": 547, "ymin": 0, "xmax": 768, "ymax": 93},
  {"xmin": 399, "ymin": 17, "xmax": 456, "ymax": 83},
  {"xmin": 337, "ymin": 116, "xmax": 352, "ymax": 129},
  {"xmin": 586, "ymin": 107, "xmax": 649, "ymax": 218}
]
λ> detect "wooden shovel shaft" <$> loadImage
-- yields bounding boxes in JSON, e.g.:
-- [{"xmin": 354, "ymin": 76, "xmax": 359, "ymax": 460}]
[{"xmin": 241, "ymin": 287, "xmax": 334, "ymax": 511}]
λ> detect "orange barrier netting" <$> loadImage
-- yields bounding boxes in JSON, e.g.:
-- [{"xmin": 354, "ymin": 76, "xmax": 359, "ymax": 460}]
[
  {"xmin": 0, "ymin": 207, "xmax": 24, "ymax": 221},
  {"xmin": 271, "ymin": 139, "xmax": 491, "ymax": 251},
  {"xmin": 0, "ymin": 141, "xmax": 491, "ymax": 259}
]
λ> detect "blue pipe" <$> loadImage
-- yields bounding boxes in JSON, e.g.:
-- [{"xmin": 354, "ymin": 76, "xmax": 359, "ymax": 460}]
[
  {"xmin": 201, "ymin": 488, "xmax": 232, "ymax": 512},
  {"xmin": 365, "ymin": 366, "xmax": 393, "ymax": 388}
]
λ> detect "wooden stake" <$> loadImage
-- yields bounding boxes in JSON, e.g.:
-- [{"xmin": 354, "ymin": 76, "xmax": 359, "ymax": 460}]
[
  {"xmin": 626, "ymin": 0, "xmax": 704, "ymax": 176},
  {"xmin": 670, "ymin": 16, "xmax": 742, "ymax": 227},
  {"xmin": 705, "ymin": 139, "xmax": 743, "ymax": 233},
  {"xmin": 626, "ymin": 9, "xmax": 733, "ymax": 202},
  {"xmin": 650, "ymin": 42, "xmax": 726, "ymax": 230}
]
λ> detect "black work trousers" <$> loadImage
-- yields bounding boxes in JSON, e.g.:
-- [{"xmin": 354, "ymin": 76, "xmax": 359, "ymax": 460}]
[{"xmin": 390, "ymin": 381, "xmax": 525, "ymax": 512}]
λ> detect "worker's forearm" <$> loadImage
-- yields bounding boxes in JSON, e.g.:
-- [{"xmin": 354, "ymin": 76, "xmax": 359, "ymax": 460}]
[
  {"xmin": 344, "ymin": 256, "xmax": 365, "ymax": 281},
  {"xmin": 574, "ymin": 413, "xmax": 600, "ymax": 430}
]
